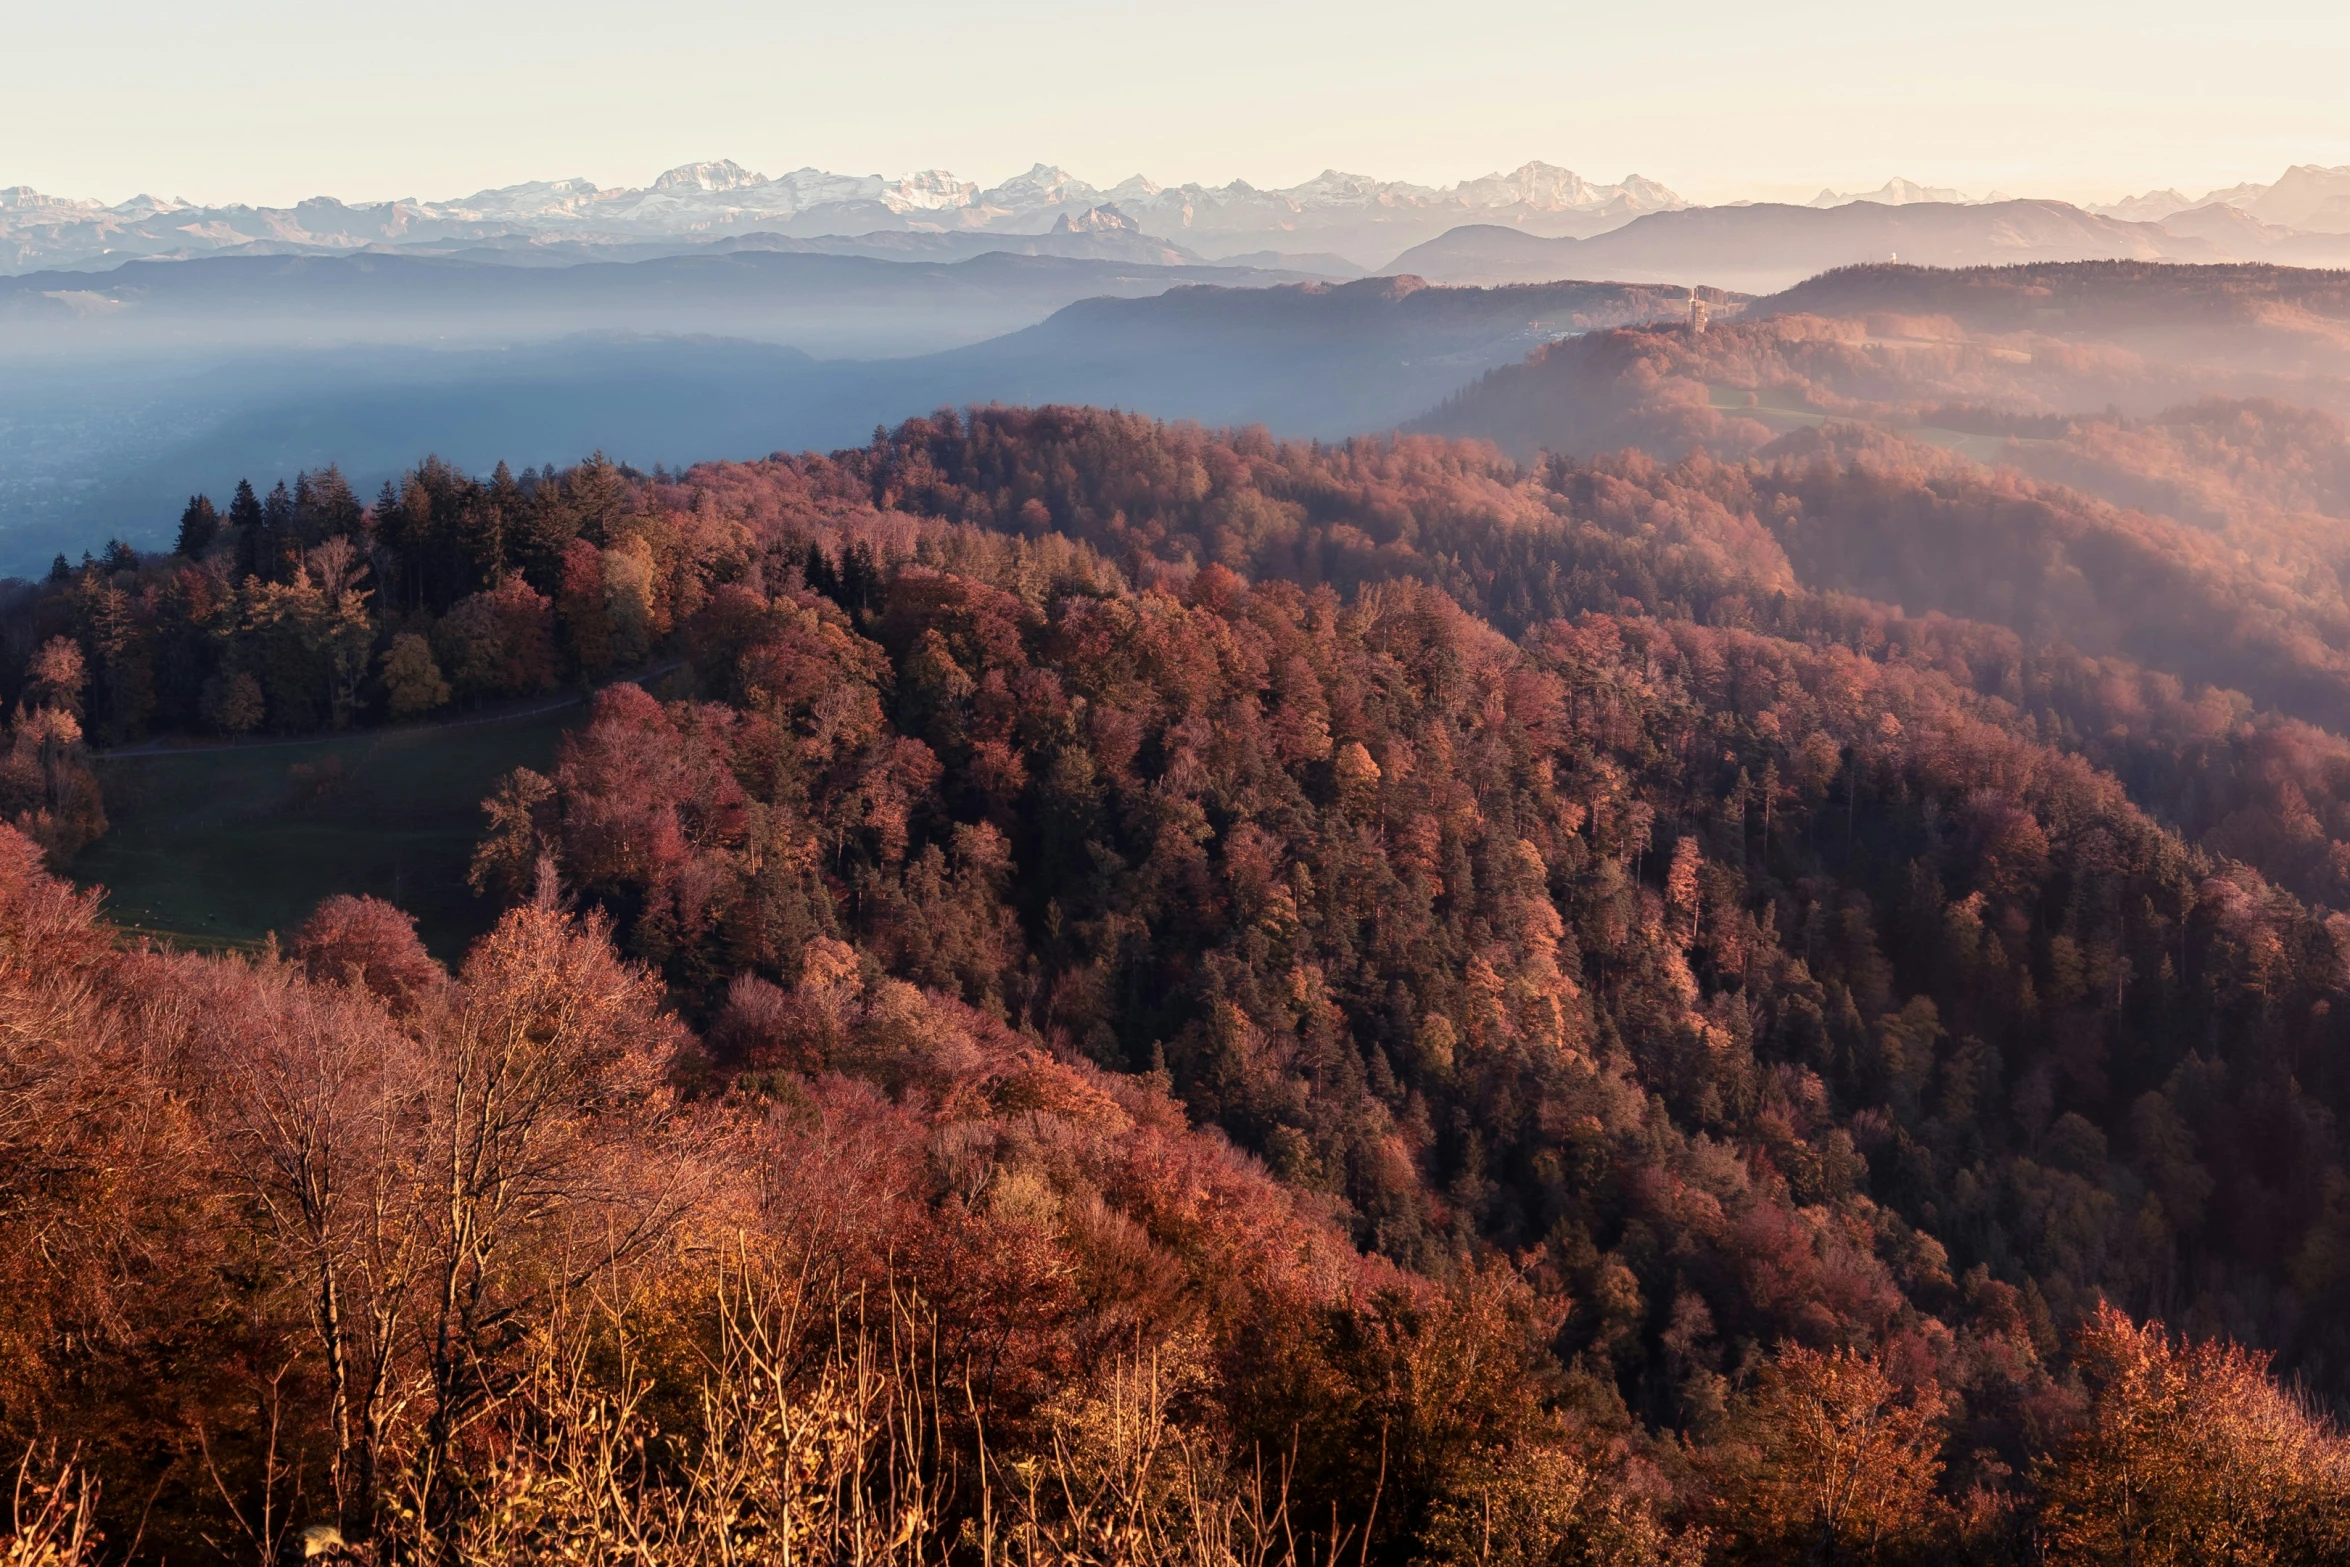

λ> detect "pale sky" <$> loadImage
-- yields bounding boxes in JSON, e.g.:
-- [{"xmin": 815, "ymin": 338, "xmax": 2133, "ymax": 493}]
[{"xmin": 10, "ymin": 0, "xmax": 2350, "ymax": 209}]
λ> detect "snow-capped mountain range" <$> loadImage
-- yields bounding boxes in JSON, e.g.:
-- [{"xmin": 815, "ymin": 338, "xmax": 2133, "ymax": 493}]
[
  {"xmin": 1772, "ymin": 168, "xmax": 2350, "ymax": 241},
  {"xmin": 2089, "ymin": 165, "xmax": 2350, "ymax": 231},
  {"xmin": 13, "ymin": 158, "xmax": 2350, "ymax": 278},
  {"xmin": 0, "ymin": 161, "xmax": 1686, "ymax": 274},
  {"xmin": 1808, "ymin": 178, "xmax": 2010, "ymax": 208}
]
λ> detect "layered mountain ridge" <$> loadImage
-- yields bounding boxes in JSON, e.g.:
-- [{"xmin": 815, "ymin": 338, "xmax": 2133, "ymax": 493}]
[
  {"xmin": 17, "ymin": 159, "xmax": 2350, "ymax": 283},
  {"xmin": 2091, "ymin": 161, "xmax": 2350, "ymax": 228},
  {"xmin": 1388, "ymin": 196, "xmax": 2350, "ymax": 293},
  {"xmin": 0, "ymin": 160, "xmax": 1684, "ymax": 274}
]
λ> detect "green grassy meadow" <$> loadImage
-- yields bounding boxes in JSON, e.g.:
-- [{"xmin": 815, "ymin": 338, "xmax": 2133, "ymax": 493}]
[{"xmin": 76, "ymin": 705, "xmax": 581, "ymax": 961}]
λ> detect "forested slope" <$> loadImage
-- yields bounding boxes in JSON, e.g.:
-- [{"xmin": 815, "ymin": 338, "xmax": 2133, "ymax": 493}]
[{"xmin": 18, "ymin": 404, "xmax": 2350, "ymax": 1563}]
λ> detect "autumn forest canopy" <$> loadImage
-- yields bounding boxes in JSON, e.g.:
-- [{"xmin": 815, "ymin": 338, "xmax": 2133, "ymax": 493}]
[{"xmin": 22, "ymin": 260, "xmax": 2350, "ymax": 1566}]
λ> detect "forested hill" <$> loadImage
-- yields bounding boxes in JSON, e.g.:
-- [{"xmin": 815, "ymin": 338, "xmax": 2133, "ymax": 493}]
[
  {"xmin": 872, "ymin": 274, "xmax": 1743, "ymax": 436},
  {"xmin": 29, "ymin": 403, "xmax": 2350, "ymax": 906},
  {"xmin": 1757, "ymin": 259, "xmax": 2350, "ymax": 335},
  {"xmin": 17, "ymin": 405, "xmax": 2350, "ymax": 1561}
]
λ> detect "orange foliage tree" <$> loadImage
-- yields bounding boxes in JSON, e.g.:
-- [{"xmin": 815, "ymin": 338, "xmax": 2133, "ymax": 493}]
[
  {"xmin": 1709, "ymin": 1345, "xmax": 1947, "ymax": 1565},
  {"xmin": 2037, "ymin": 1303, "xmax": 2350, "ymax": 1565}
]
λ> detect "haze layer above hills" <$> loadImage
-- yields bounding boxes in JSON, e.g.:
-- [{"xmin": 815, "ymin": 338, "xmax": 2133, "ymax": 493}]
[
  {"xmin": 29, "ymin": 239, "xmax": 2350, "ymax": 581},
  {"xmin": 0, "ymin": 275, "xmax": 1728, "ymax": 573},
  {"xmin": 17, "ymin": 150, "xmax": 2350, "ymax": 586},
  {"xmin": 1418, "ymin": 261, "xmax": 2350, "ymax": 460},
  {"xmin": 0, "ymin": 249, "xmax": 1328, "ymax": 360}
]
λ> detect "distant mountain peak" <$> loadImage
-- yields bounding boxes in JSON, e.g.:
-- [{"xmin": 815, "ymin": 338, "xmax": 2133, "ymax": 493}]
[
  {"xmin": 979, "ymin": 165, "xmax": 1097, "ymax": 209},
  {"xmin": 2091, "ymin": 187, "xmax": 2194, "ymax": 222},
  {"xmin": 652, "ymin": 159, "xmax": 766, "ymax": 193},
  {"xmin": 1054, "ymin": 204, "xmax": 1140, "ymax": 234},
  {"xmin": 2240, "ymin": 164, "xmax": 2350, "ymax": 233},
  {"xmin": 1810, "ymin": 178, "xmax": 1978, "ymax": 208},
  {"xmin": 0, "ymin": 156, "xmax": 1693, "ymax": 274},
  {"xmin": 2097, "ymin": 165, "xmax": 2350, "ymax": 232}
]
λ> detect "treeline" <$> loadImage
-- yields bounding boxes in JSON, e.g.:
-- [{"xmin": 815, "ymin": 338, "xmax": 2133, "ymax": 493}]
[
  {"xmin": 6, "ymin": 452, "xmax": 734, "ymax": 751},
  {"xmin": 0, "ymin": 452, "xmax": 738, "ymax": 863},
  {"xmin": 27, "ymin": 403, "xmax": 2350, "ymax": 915},
  {"xmin": 25, "ymin": 398, "xmax": 2350, "ymax": 905}
]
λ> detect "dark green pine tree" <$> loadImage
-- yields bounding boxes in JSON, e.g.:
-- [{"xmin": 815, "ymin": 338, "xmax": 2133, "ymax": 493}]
[
  {"xmin": 176, "ymin": 494, "xmax": 220, "ymax": 557},
  {"xmin": 226, "ymin": 478, "xmax": 265, "ymax": 577},
  {"xmin": 803, "ymin": 541, "xmax": 842, "ymax": 604},
  {"xmin": 256, "ymin": 480, "xmax": 297, "ymax": 581},
  {"xmin": 226, "ymin": 478, "xmax": 263, "ymax": 531},
  {"xmin": 291, "ymin": 465, "xmax": 363, "ymax": 545},
  {"xmin": 838, "ymin": 540, "xmax": 882, "ymax": 614}
]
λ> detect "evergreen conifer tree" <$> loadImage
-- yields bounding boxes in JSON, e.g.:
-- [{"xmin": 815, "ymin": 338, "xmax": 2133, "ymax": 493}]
[
  {"xmin": 227, "ymin": 478, "xmax": 263, "ymax": 531},
  {"xmin": 177, "ymin": 494, "xmax": 220, "ymax": 557}
]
